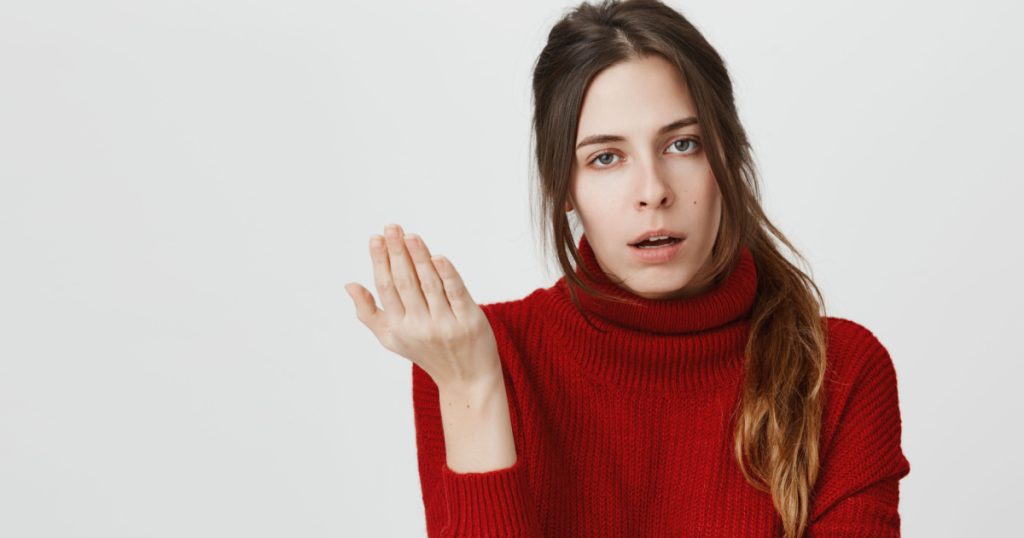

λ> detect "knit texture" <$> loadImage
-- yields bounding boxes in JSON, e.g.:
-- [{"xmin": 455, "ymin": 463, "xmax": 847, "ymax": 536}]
[{"xmin": 412, "ymin": 234, "xmax": 911, "ymax": 537}]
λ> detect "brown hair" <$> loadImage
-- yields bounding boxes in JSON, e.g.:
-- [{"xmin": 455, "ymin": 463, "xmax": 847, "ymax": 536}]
[{"xmin": 528, "ymin": 1, "xmax": 829, "ymax": 536}]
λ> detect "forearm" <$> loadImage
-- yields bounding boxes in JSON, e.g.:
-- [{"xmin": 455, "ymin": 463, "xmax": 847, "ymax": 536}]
[{"xmin": 437, "ymin": 365, "xmax": 517, "ymax": 473}]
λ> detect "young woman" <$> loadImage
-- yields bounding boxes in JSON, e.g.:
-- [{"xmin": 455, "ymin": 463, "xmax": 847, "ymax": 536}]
[{"xmin": 345, "ymin": 0, "xmax": 910, "ymax": 536}]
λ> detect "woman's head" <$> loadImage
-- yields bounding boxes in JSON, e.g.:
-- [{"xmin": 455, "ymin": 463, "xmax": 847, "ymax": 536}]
[
  {"xmin": 567, "ymin": 53, "xmax": 722, "ymax": 300},
  {"xmin": 530, "ymin": 1, "xmax": 831, "ymax": 537},
  {"xmin": 530, "ymin": 0, "xmax": 760, "ymax": 306}
]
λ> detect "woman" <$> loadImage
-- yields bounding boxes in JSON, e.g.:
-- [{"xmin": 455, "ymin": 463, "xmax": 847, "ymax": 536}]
[{"xmin": 345, "ymin": 0, "xmax": 910, "ymax": 536}]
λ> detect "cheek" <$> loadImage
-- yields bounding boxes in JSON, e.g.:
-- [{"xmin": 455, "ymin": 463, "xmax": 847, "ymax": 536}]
[
  {"xmin": 680, "ymin": 171, "xmax": 720, "ymax": 210},
  {"xmin": 572, "ymin": 190, "xmax": 621, "ymax": 241},
  {"xmin": 572, "ymin": 179, "xmax": 621, "ymax": 216},
  {"xmin": 697, "ymin": 179, "xmax": 723, "ymax": 236},
  {"xmin": 699, "ymin": 178, "xmax": 721, "ymax": 211}
]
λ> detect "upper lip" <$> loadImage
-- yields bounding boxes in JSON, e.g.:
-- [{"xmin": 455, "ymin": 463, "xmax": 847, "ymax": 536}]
[{"xmin": 629, "ymin": 228, "xmax": 686, "ymax": 245}]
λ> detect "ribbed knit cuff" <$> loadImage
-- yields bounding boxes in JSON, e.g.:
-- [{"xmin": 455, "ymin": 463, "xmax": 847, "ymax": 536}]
[{"xmin": 439, "ymin": 455, "xmax": 539, "ymax": 537}]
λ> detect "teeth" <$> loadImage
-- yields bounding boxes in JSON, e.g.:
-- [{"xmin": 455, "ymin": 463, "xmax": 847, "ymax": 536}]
[{"xmin": 634, "ymin": 235, "xmax": 671, "ymax": 244}]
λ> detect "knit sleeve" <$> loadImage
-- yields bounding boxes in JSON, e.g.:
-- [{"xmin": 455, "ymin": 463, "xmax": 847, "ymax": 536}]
[
  {"xmin": 806, "ymin": 323, "xmax": 911, "ymax": 537},
  {"xmin": 411, "ymin": 304, "xmax": 542, "ymax": 538}
]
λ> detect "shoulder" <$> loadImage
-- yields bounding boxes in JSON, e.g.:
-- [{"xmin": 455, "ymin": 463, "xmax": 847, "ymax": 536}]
[
  {"xmin": 823, "ymin": 316, "xmax": 899, "ymax": 388},
  {"xmin": 816, "ymin": 316, "xmax": 911, "ymax": 492},
  {"xmin": 825, "ymin": 316, "xmax": 888, "ymax": 355},
  {"xmin": 819, "ymin": 316, "xmax": 907, "ymax": 454}
]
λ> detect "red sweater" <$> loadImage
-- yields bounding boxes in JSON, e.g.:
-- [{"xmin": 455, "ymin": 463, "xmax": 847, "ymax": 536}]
[{"xmin": 412, "ymin": 234, "xmax": 911, "ymax": 537}]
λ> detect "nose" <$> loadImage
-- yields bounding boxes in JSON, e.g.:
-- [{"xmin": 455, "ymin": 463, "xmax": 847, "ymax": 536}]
[{"xmin": 635, "ymin": 160, "xmax": 673, "ymax": 210}]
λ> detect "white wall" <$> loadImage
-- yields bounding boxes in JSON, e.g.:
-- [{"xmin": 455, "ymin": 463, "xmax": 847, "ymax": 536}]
[{"xmin": 1, "ymin": 0, "xmax": 1020, "ymax": 536}]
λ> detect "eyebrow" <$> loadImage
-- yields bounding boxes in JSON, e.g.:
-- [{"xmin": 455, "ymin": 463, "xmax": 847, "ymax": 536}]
[{"xmin": 575, "ymin": 116, "xmax": 699, "ymax": 150}]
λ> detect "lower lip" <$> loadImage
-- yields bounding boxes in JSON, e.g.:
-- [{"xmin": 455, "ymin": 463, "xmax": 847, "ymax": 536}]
[{"xmin": 629, "ymin": 239, "xmax": 685, "ymax": 264}]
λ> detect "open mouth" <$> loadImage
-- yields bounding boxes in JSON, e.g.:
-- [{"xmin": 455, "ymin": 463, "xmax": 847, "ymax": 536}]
[{"xmin": 630, "ymin": 237, "xmax": 683, "ymax": 249}]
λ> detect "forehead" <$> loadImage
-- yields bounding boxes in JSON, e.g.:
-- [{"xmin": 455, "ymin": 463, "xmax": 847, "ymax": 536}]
[{"xmin": 576, "ymin": 55, "xmax": 697, "ymax": 137}]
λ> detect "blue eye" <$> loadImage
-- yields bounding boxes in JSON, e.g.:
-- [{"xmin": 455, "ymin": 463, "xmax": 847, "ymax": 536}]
[
  {"xmin": 668, "ymin": 138, "xmax": 700, "ymax": 154},
  {"xmin": 592, "ymin": 152, "xmax": 620, "ymax": 167},
  {"xmin": 587, "ymin": 137, "xmax": 701, "ymax": 169}
]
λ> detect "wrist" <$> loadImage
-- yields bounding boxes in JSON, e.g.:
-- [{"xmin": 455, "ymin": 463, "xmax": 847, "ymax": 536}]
[
  {"xmin": 438, "ymin": 366, "xmax": 504, "ymax": 403},
  {"xmin": 436, "ymin": 353, "xmax": 504, "ymax": 395}
]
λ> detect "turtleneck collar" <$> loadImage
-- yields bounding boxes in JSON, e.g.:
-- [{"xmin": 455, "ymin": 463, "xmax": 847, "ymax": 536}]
[
  {"xmin": 570, "ymin": 233, "xmax": 758, "ymax": 335},
  {"xmin": 542, "ymin": 234, "xmax": 758, "ymax": 393}
]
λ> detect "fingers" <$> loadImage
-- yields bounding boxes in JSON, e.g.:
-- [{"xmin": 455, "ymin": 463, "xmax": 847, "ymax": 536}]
[
  {"xmin": 431, "ymin": 253, "xmax": 477, "ymax": 322},
  {"xmin": 362, "ymin": 223, "xmax": 474, "ymax": 326},
  {"xmin": 382, "ymin": 224, "xmax": 429, "ymax": 318},
  {"xmin": 403, "ymin": 233, "xmax": 455, "ymax": 322},
  {"xmin": 369, "ymin": 233, "xmax": 406, "ymax": 319}
]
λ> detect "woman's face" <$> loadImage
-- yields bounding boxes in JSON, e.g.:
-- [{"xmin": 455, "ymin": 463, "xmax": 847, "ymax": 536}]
[{"xmin": 568, "ymin": 54, "xmax": 722, "ymax": 300}]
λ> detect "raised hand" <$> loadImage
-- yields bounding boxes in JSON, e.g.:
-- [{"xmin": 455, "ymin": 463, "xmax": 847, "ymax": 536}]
[{"xmin": 345, "ymin": 223, "xmax": 502, "ymax": 391}]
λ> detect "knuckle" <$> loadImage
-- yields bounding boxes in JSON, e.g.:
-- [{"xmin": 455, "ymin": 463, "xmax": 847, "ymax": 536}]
[{"xmin": 420, "ymin": 278, "xmax": 441, "ymax": 295}]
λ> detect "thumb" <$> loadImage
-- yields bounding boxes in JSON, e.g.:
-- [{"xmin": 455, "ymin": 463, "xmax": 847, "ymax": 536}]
[{"xmin": 345, "ymin": 282, "xmax": 382, "ymax": 329}]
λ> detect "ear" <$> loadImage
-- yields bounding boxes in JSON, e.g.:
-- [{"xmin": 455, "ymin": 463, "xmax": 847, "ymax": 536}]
[{"xmin": 564, "ymin": 200, "xmax": 574, "ymax": 213}]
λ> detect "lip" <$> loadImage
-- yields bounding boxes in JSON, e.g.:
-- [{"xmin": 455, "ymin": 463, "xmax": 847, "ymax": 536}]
[
  {"xmin": 629, "ymin": 228, "xmax": 686, "ymax": 246},
  {"xmin": 629, "ymin": 237, "xmax": 685, "ymax": 264}
]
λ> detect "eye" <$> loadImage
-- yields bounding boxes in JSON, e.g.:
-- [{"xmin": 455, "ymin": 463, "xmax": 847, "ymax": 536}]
[
  {"xmin": 587, "ymin": 137, "xmax": 702, "ymax": 169},
  {"xmin": 667, "ymin": 137, "xmax": 701, "ymax": 155},
  {"xmin": 589, "ymin": 152, "xmax": 620, "ymax": 168}
]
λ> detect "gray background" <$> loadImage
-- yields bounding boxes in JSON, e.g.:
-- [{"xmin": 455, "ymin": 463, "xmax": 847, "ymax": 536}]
[{"xmin": 2, "ymin": 0, "xmax": 1021, "ymax": 536}]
